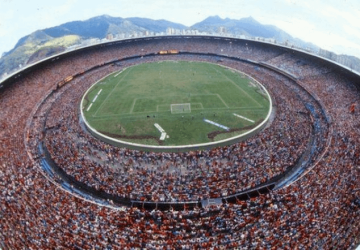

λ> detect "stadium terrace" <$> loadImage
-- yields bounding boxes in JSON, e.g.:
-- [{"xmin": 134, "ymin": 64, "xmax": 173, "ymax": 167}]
[{"xmin": 0, "ymin": 35, "xmax": 359, "ymax": 249}]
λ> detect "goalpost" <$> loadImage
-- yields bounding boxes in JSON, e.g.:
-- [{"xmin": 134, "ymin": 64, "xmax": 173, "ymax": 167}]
[{"xmin": 170, "ymin": 103, "xmax": 191, "ymax": 114}]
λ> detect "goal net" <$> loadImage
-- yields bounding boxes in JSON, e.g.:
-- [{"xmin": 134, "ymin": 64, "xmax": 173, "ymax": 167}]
[{"xmin": 171, "ymin": 103, "xmax": 191, "ymax": 114}]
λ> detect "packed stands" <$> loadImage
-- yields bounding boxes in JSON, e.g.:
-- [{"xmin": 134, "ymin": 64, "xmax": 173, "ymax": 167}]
[{"xmin": 0, "ymin": 36, "xmax": 359, "ymax": 249}]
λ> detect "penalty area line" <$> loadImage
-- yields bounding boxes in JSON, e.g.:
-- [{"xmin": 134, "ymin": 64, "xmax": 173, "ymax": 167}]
[{"xmin": 233, "ymin": 113, "xmax": 254, "ymax": 123}]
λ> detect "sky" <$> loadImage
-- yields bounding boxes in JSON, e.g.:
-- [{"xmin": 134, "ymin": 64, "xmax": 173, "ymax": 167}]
[{"xmin": 1, "ymin": 0, "xmax": 360, "ymax": 58}]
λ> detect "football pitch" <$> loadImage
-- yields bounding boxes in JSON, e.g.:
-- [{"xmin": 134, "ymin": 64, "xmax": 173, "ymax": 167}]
[{"xmin": 81, "ymin": 61, "xmax": 271, "ymax": 147}]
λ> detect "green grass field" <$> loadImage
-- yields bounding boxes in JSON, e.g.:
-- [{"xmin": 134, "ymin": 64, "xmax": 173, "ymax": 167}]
[{"xmin": 82, "ymin": 61, "xmax": 271, "ymax": 146}]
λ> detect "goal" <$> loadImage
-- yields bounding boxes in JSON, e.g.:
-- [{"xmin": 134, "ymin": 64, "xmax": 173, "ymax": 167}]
[{"xmin": 171, "ymin": 103, "xmax": 191, "ymax": 114}]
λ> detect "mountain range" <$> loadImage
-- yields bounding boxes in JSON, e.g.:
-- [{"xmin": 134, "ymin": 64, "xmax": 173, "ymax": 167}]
[{"xmin": 1, "ymin": 15, "xmax": 358, "ymax": 78}]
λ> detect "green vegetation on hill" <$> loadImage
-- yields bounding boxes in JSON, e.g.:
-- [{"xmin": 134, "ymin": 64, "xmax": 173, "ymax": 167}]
[
  {"xmin": 0, "ymin": 35, "xmax": 81, "ymax": 76},
  {"xmin": 2, "ymin": 14, "xmax": 359, "ymax": 80}
]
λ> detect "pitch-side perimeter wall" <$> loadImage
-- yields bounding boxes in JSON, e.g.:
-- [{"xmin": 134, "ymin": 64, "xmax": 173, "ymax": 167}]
[{"xmin": 79, "ymin": 57, "xmax": 273, "ymax": 152}]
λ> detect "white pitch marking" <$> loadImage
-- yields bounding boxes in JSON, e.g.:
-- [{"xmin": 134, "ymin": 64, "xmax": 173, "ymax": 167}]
[
  {"xmin": 154, "ymin": 123, "xmax": 165, "ymax": 133},
  {"xmin": 154, "ymin": 123, "xmax": 168, "ymax": 140},
  {"xmin": 204, "ymin": 119, "xmax": 229, "ymax": 130},
  {"xmin": 233, "ymin": 113, "xmax": 255, "ymax": 123},
  {"xmin": 86, "ymin": 103, "xmax": 93, "ymax": 111},
  {"xmin": 249, "ymin": 81, "xmax": 256, "ymax": 87},
  {"xmin": 92, "ymin": 89, "xmax": 103, "ymax": 103},
  {"xmin": 114, "ymin": 71, "xmax": 122, "ymax": 77},
  {"xmin": 160, "ymin": 132, "xmax": 167, "ymax": 141},
  {"xmin": 87, "ymin": 89, "xmax": 102, "ymax": 112},
  {"xmin": 92, "ymin": 95, "xmax": 99, "ymax": 103}
]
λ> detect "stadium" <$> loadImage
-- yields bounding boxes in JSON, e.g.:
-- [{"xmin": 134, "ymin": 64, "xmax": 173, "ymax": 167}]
[
  {"xmin": 80, "ymin": 60, "xmax": 272, "ymax": 150},
  {"xmin": 0, "ymin": 35, "xmax": 359, "ymax": 249}
]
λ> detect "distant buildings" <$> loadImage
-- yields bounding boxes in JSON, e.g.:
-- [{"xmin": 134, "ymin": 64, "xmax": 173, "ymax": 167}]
[
  {"xmin": 218, "ymin": 26, "xmax": 226, "ymax": 34},
  {"xmin": 106, "ymin": 33, "xmax": 114, "ymax": 40},
  {"xmin": 1, "ymin": 27, "xmax": 359, "ymax": 83}
]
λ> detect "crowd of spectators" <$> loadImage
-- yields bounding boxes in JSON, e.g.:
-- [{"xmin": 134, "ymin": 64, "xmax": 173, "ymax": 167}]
[
  {"xmin": 0, "ymin": 36, "xmax": 359, "ymax": 249},
  {"xmin": 39, "ymin": 54, "xmax": 314, "ymax": 203}
]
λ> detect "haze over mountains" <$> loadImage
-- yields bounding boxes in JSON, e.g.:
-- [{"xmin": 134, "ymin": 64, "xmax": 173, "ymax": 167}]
[
  {"xmin": 0, "ymin": 15, "xmax": 358, "ymax": 78},
  {"xmin": 192, "ymin": 16, "xmax": 312, "ymax": 48}
]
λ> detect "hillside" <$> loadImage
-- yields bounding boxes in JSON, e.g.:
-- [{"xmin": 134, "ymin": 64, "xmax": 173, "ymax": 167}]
[
  {"xmin": 0, "ymin": 15, "xmax": 187, "ymax": 77},
  {"xmin": 1, "ymin": 15, "xmax": 359, "ymax": 79},
  {"xmin": 191, "ymin": 16, "xmax": 318, "ymax": 50}
]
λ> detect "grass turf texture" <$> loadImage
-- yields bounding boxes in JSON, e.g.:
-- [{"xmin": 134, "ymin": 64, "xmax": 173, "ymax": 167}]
[{"xmin": 82, "ymin": 61, "xmax": 270, "ymax": 146}]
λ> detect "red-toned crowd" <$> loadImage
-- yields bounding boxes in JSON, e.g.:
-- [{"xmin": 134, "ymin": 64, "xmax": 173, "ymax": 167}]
[{"xmin": 0, "ymin": 36, "xmax": 359, "ymax": 249}]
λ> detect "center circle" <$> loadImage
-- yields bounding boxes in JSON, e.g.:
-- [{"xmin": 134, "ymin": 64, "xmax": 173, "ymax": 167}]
[{"xmin": 81, "ymin": 60, "xmax": 272, "ymax": 151}]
